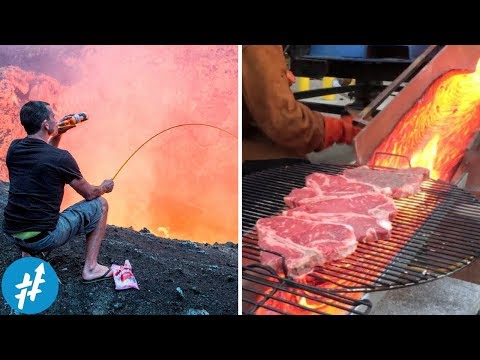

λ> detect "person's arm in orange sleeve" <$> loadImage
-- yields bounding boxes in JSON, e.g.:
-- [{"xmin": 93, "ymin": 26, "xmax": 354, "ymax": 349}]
[{"xmin": 242, "ymin": 45, "xmax": 357, "ymax": 155}]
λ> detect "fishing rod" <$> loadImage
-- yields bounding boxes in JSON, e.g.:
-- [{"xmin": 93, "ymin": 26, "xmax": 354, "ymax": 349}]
[{"xmin": 112, "ymin": 123, "xmax": 237, "ymax": 180}]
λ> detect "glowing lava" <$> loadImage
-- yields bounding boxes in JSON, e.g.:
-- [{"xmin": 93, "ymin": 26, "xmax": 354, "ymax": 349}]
[
  {"xmin": 56, "ymin": 46, "xmax": 238, "ymax": 244},
  {"xmin": 254, "ymin": 277, "xmax": 365, "ymax": 315},
  {"xmin": 371, "ymin": 59, "xmax": 480, "ymax": 181},
  {"xmin": 156, "ymin": 227, "xmax": 170, "ymax": 238},
  {"xmin": 410, "ymin": 134, "xmax": 440, "ymax": 179}
]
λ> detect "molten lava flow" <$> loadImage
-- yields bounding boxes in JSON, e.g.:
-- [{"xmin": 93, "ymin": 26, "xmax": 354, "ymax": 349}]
[
  {"xmin": 371, "ymin": 60, "xmax": 480, "ymax": 181},
  {"xmin": 410, "ymin": 134, "xmax": 440, "ymax": 179}
]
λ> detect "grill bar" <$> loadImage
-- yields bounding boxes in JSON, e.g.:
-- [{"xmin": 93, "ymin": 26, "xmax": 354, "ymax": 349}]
[
  {"xmin": 242, "ymin": 163, "xmax": 480, "ymax": 311},
  {"xmin": 243, "ymin": 265, "xmax": 372, "ymax": 315}
]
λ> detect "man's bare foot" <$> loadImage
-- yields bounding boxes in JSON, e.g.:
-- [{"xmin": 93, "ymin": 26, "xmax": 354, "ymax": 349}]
[{"xmin": 82, "ymin": 264, "xmax": 113, "ymax": 281}]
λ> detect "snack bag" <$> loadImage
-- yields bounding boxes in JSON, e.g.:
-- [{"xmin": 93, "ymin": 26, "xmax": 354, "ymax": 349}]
[{"xmin": 111, "ymin": 260, "xmax": 140, "ymax": 290}]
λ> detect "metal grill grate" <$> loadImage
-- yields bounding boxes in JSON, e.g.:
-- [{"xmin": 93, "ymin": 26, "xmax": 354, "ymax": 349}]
[
  {"xmin": 242, "ymin": 163, "xmax": 480, "ymax": 314},
  {"xmin": 243, "ymin": 256, "xmax": 373, "ymax": 315}
]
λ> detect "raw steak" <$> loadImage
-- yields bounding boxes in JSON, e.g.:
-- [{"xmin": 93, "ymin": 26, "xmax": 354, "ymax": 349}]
[
  {"xmin": 342, "ymin": 166, "xmax": 429, "ymax": 198},
  {"xmin": 284, "ymin": 172, "xmax": 390, "ymax": 208},
  {"xmin": 282, "ymin": 193, "xmax": 397, "ymax": 242},
  {"xmin": 256, "ymin": 216, "xmax": 357, "ymax": 278}
]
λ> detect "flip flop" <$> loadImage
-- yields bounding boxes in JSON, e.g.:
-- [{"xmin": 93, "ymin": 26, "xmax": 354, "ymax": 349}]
[{"xmin": 81, "ymin": 269, "xmax": 112, "ymax": 284}]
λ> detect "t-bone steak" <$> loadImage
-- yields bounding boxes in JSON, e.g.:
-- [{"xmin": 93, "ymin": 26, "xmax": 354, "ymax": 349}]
[
  {"xmin": 284, "ymin": 172, "xmax": 391, "ymax": 208},
  {"xmin": 342, "ymin": 166, "xmax": 429, "ymax": 198},
  {"xmin": 282, "ymin": 193, "xmax": 397, "ymax": 242},
  {"xmin": 256, "ymin": 216, "xmax": 357, "ymax": 278}
]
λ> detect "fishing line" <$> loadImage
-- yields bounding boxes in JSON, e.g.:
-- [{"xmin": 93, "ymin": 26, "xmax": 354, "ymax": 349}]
[{"xmin": 112, "ymin": 123, "xmax": 237, "ymax": 180}]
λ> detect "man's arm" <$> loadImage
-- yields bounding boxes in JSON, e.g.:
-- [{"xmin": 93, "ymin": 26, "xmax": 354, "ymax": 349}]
[
  {"xmin": 48, "ymin": 133, "xmax": 62, "ymax": 148},
  {"xmin": 69, "ymin": 177, "xmax": 114, "ymax": 201},
  {"xmin": 242, "ymin": 45, "xmax": 357, "ymax": 154},
  {"xmin": 243, "ymin": 45, "xmax": 326, "ymax": 155}
]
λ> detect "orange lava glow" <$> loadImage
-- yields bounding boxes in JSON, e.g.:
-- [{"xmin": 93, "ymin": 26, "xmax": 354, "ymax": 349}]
[
  {"xmin": 371, "ymin": 60, "xmax": 480, "ymax": 181},
  {"xmin": 56, "ymin": 46, "xmax": 238, "ymax": 243},
  {"xmin": 255, "ymin": 277, "xmax": 364, "ymax": 315}
]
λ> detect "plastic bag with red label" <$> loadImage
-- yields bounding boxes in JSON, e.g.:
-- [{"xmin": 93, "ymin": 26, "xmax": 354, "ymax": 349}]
[{"xmin": 111, "ymin": 259, "xmax": 140, "ymax": 290}]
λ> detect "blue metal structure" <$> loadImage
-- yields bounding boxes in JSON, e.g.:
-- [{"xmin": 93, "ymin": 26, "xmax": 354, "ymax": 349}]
[
  {"xmin": 307, "ymin": 45, "xmax": 428, "ymax": 61},
  {"xmin": 288, "ymin": 45, "xmax": 439, "ymax": 115}
]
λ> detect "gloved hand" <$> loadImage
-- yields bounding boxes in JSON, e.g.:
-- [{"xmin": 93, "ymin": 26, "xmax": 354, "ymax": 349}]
[
  {"xmin": 323, "ymin": 115, "xmax": 361, "ymax": 148},
  {"xmin": 286, "ymin": 70, "xmax": 296, "ymax": 86}
]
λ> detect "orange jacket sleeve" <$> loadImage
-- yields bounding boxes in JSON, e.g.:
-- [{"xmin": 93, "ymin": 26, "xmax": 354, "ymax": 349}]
[{"xmin": 242, "ymin": 45, "xmax": 327, "ymax": 155}]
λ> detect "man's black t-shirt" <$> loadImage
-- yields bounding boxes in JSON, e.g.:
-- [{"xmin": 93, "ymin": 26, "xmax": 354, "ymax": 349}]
[{"xmin": 3, "ymin": 137, "xmax": 82, "ymax": 234}]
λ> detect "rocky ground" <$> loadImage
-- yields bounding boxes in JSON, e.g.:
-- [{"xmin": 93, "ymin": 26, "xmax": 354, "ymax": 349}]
[{"xmin": 0, "ymin": 181, "xmax": 238, "ymax": 315}]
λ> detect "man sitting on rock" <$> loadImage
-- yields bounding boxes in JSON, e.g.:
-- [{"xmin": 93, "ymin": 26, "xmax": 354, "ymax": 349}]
[{"xmin": 2, "ymin": 100, "xmax": 115, "ymax": 283}]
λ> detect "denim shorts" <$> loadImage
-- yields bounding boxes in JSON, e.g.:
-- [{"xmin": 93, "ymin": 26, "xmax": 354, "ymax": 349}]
[{"xmin": 4, "ymin": 198, "xmax": 103, "ymax": 253}]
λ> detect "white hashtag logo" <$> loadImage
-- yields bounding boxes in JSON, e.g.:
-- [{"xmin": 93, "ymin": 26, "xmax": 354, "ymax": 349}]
[{"xmin": 14, "ymin": 263, "xmax": 46, "ymax": 310}]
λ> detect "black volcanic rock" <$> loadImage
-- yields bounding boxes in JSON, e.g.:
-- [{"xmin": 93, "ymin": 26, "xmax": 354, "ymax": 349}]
[{"xmin": 0, "ymin": 180, "xmax": 238, "ymax": 315}]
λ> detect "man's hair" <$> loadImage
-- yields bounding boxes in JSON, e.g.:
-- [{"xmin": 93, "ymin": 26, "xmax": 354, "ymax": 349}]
[{"xmin": 20, "ymin": 101, "xmax": 51, "ymax": 135}]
